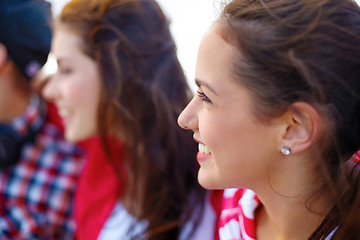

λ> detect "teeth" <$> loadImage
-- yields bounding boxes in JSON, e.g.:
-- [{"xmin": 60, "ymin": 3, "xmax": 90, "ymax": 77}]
[
  {"xmin": 198, "ymin": 143, "xmax": 211, "ymax": 154},
  {"xmin": 58, "ymin": 107, "xmax": 71, "ymax": 117}
]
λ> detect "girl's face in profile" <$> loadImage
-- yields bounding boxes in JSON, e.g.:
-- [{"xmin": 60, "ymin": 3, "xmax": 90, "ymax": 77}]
[
  {"xmin": 43, "ymin": 26, "xmax": 101, "ymax": 143},
  {"xmin": 178, "ymin": 24, "xmax": 282, "ymax": 190}
]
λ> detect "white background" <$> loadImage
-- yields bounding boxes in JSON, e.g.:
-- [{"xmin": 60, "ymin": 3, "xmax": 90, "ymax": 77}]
[{"xmin": 48, "ymin": 0, "xmax": 360, "ymax": 91}]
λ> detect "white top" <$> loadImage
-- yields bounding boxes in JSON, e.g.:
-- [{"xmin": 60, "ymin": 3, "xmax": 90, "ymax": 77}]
[{"xmin": 98, "ymin": 192, "xmax": 217, "ymax": 240}]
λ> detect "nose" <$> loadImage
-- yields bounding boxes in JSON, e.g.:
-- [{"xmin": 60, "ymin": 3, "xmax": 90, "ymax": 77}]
[
  {"xmin": 177, "ymin": 98, "xmax": 198, "ymax": 131},
  {"xmin": 42, "ymin": 75, "xmax": 58, "ymax": 101}
]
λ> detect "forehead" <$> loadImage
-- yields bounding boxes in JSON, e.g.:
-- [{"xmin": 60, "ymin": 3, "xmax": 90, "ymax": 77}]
[
  {"xmin": 52, "ymin": 28, "xmax": 93, "ymax": 68},
  {"xmin": 199, "ymin": 23, "xmax": 235, "ymax": 56},
  {"xmin": 52, "ymin": 26, "xmax": 81, "ymax": 53},
  {"xmin": 196, "ymin": 23, "xmax": 240, "ymax": 89}
]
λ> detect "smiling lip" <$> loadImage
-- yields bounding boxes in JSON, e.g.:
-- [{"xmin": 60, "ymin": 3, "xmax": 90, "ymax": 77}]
[
  {"xmin": 197, "ymin": 151, "xmax": 211, "ymax": 163},
  {"xmin": 56, "ymin": 105, "xmax": 71, "ymax": 124},
  {"xmin": 61, "ymin": 116, "xmax": 71, "ymax": 126},
  {"xmin": 194, "ymin": 135, "xmax": 212, "ymax": 163}
]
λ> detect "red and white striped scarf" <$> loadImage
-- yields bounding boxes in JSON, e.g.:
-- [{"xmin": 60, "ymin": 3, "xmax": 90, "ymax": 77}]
[{"xmin": 219, "ymin": 188, "xmax": 260, "ymax": 240}]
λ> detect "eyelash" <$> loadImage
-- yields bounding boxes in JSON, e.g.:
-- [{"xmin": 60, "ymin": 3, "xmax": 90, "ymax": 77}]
[
  {"xmin": 197, "ymin": 91, "xmax": 212, "ymax": 103},
  {"xmin": 58, "ymin": 67, "xmax": 72, "ymax": 75}
]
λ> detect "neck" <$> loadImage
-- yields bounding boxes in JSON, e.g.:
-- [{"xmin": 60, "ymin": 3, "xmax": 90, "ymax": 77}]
[
  {"xmin": 253, "ymin": 155, "xmax": 336, "ymax": 240},
  {"xmin": 0, "ymin": 90, "xmax": 31, "ymax": 123},
  {"xmin": 255, "ymin": 192, "xmax": 332, "ymax": 240},
  {"xmin": 0, "ymin": 66, "xmax": 32, "ymax": 123}
]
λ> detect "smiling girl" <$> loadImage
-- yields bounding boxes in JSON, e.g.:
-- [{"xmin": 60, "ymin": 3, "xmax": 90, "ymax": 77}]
[{"xmin": 178, "ymin": 0, "xmax": 360, "ymax": 239}]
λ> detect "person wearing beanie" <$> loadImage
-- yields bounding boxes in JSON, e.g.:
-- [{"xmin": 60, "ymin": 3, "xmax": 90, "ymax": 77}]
[{"xmin": 0, "ymin": 0, "xmax": 85, "ymax": 239}]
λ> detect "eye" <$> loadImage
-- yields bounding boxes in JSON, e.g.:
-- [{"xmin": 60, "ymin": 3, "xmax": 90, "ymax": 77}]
[
  {"xmin": 58, "ymin": 66, "xmax": 72, "ymax": 75},
  {"xmin": 197, "ymin": 90, "xmax": 212, "ymax": 103}
]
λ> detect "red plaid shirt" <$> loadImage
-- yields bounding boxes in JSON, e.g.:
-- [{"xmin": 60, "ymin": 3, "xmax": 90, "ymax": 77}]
[{"xmin": 0, "ymin": 96, "xmax": 85, "ymax": 239}]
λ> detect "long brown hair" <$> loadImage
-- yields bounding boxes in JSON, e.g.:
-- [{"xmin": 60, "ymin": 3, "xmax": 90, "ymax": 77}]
[
  {"xmin": 59, "ymin": 0, "xmax": 206, "ymax": 239},
  {"xmin": 218, "ymin": 0, "xmax": 360, "ymax": 238},
  {"xmin": 332, "ymin": 160, "xmax": 360, "ymax": 240}
]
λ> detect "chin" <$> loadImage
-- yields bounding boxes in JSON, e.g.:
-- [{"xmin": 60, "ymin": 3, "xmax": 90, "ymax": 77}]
[
  {"xmin": 65, "ymin": 131, "xmax": 89, "ymax": 143},
  {"xmin": 197, "ymin": 170, "xmax": 221, "ymax": 190},
  {"xmin": 64, "ymin": 133, "xmax": 80, "ymax": 143}
]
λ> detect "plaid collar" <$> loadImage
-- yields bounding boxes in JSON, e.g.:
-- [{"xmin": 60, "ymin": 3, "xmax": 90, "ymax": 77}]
[{"xmin": 10, "ymin": 94, "xmax": 45, "ymax": 137}]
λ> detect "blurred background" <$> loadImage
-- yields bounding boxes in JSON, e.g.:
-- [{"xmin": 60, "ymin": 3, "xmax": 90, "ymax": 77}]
[
  {"xmin": 46, "ymin": 0, "xmax": 360, "ymax": 92},
  {"xmin": 46, "ymin": 0, "xmax": 218, "ymax": 92}
]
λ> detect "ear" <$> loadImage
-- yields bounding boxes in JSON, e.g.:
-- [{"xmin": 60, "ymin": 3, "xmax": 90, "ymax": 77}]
[
  {"xmin": 279, "ymin": 102, "xmax": 321, "ymax": 154},
  {"xmin": 0, "ymin": 43, "xmax": 8, "ymax": 69}
]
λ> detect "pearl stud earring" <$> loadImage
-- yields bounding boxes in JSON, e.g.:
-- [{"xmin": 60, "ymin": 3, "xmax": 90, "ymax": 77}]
[{"xmin": 281, "ymin": 146, "xmax": 291, "ymax": 156}]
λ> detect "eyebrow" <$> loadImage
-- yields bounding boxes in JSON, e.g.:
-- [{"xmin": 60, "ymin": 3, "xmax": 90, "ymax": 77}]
[
  {"xmin": 57, "ymin": 53, "xmax": 76, "ymax": 62},
  {"xmin": 56, "ymin": 58, "xmax": 65, "ymax": 66},
  {"xmin": 195, "ymin": 78, "xmax": 218, "ymax": 96}
]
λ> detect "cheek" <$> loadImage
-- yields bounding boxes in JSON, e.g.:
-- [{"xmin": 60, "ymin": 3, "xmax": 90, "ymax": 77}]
[
  {"xmin": 201, "ymin": 113, "xmax": 253, "ymax": 167},
  {"xmin": 65, "ymin": 88, "xmax": 87, "ymax": 109},
  {"xmin": 201, "ymin": 111, "xmax": 233, "ymax": 141},
  {"xmin": 69, "ymin": 76, "xmax": 100, "ymax": 108},
  {"xmin": 199, "ymin": 113, "xmax": 231, "ymax": 152}
]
